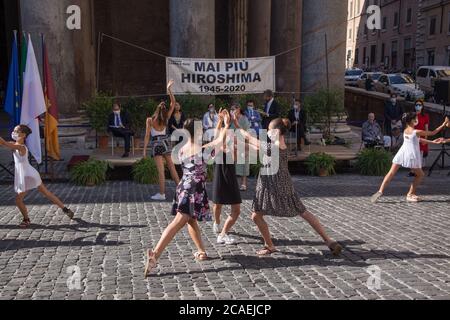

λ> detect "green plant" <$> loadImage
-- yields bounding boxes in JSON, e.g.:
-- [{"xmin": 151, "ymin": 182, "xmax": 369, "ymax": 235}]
[
  {"xmin": 123, "ymin": 97, "xmax": 158, "ymax": 138},
  {"xmin": 250, "ymin": 161, "xmax": 263, "ymax": 177},
  {"xmin": 356, "ymin": 148, "xmax": 393, "ymax": 176},
  {"xmin": 303, "ymin": 89, "xmax": 345, "ymax": 140},
  {"xmin": 70, "ymin": 160, "xmax": 110, "ymax": 186},
  {"xmin": 83, "ymin": 92, "xmax": 114, "ymax": 135},
  {"xmin": 177, "ymin": 95, "xmax": 215, "ymax": 119},
  {"xmin": 132, "ymin": 157, "xmax": 159, "ymax": 185},
  {"xmin": 305, "ymin": 152, "xmax": 336, "ymax": 176}
]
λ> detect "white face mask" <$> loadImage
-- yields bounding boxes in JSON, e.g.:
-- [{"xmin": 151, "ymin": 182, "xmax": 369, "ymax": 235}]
[
  {"xmin": 391, "ymin": 98, "xmax": 397, "ymax": 104},
  {"xmin": 11, "ymin": 133, "xmax": 19, "ymax": 141},
  {"xmin": 247, "ymin": 106, "xmax": 253, "ymax": 110},
  {"xmin": 267, "ymin": 130, "xmax": 280, "ymax": 142},
  {"xmin": 113, "ymin": 111, "xmax": 121, "ymax": 115},
  {"xmin": 294, "ymin": 105, "xmax": 300, "ymax": 110}
]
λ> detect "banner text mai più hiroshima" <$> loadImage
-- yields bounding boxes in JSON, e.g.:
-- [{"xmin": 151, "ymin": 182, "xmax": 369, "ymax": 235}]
[{"xmin": 166, "ymin": 57, "xmax": 275, "ymax": 95}]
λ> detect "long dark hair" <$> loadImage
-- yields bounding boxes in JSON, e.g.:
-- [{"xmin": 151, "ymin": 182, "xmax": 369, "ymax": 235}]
[
  {"xmin": 18, "ymin": 125, "xmax": 32, "ymax": 141},
  {"xmin": 415, "ymin": 99, "xmax": 426, "ymax": 116},
  {"xmin": 269, "ymin": 118, "xmax": 292, "ymax": 136},
  {"xmin": 402, "ymin": 112, "xmax": 418, "ymax": 127}
]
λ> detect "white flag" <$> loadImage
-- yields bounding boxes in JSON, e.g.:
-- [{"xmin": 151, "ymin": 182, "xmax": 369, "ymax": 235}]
[{"xmin": 21, "ymin": 35, "xmax": 46, "ymax": 163}]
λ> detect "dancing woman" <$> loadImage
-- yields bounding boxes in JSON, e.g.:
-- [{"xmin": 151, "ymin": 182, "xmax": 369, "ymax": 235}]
[
  {"xmin": 0, "ymin": 125, "xmax": 74, "ymax": 228},
  {"xmin": 238, "ymin": 118, "xmax": 343, "ymax": 256},
  {"xmin": 371, "ymin": 113, "xmax": 448, "ymax": 203},
  {"xmin": 144, "ymin": 110, "xmax": 232, "ymax": 278},
  {"xmin": 143, "ymin": 80, "xmax": 180, "ymax": 201}
]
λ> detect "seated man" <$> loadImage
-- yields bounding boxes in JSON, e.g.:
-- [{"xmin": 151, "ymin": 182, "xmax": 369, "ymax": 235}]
[
  {"xmin": 390, "ymin": 126, "xmax": 404, "ymax": 153},
  {"xmin": 108, "ymin": 103, "xmax": 133, "ymax": 158},
  {"xmin": 362, "ymin": 113, "xmax": 383, "ymax": 148}
]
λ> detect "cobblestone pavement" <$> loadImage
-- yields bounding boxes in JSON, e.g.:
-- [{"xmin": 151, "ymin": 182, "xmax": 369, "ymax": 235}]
[{"xmin": 0, "ymin": 174, "xmax": 449, "ymax": 300}]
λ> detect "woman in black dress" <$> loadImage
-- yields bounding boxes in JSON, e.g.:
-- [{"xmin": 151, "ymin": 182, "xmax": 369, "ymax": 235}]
[{"xmin": 212, "ymin": 112, "xmax": 242, "ymax": 246}]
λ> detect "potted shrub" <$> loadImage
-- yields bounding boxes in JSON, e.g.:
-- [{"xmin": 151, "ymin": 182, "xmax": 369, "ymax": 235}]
[
  {"xmin": 250, "ymin": 161, "xmax": 263, "ymax": 177},
  {"xmin": 132, "ymin": 157, "xmax": 159, "ymax": 185},
  {"xmin": 123, "ymin": 98, "xmax": 158, "ymax": 150},
  {"xmin": 70, "ymin": 160, "xmax": 110, "ymax": 186},
  {"xmin": 83, "ymin": 93, "xmax": 114, "ymax": 149},
  {"xmin": 356, "ymin": 148, "xmax": 393, "ymax": 176},
  {"xmin": 305, "ymin": 152, "xmax": 336, "ymax": 177}
]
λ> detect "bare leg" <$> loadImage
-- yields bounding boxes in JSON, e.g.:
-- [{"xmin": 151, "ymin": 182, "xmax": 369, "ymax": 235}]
[
  {"xmin": 241, "ymin": 176, "xmax": 247, "ymax": 188},
  {"xmin": 153, "ymin": 213, "xmax": 189, "ymax": 260},
  {"xmin": 187, "ymin": 218, "xmax": 206, "ymax": 254},
  {"xmin": 251, "ymin": 212, "xmax": 275, "ymax": 249},
  {"xmin": 221, "ymin": 204, "xmax": 241, "ymax": 236},
  {"xmin": 408, "ymin": 168, "xmax": 425, "ymax": 196},
  {"xmin": 15, "ymin": 192, "xmax": 29, "ymax": 220},
  {"xmin": 38, "ymin": 184, "xmax": 65, "ymax": 209},
  {"xmin": 300, "ymin": 211, "xmax": 333, "ymax": 246},
  {"xmin": 154, "ymin": 156, "xmax": 166, "ymax": 195},
  {"xmin": 378, "ymin": 164, "xmax": 401, "ymax": 194},
  {"xmin": 214, "ymin": 204, "xmax": 223, "ymax": 225},
  {"xmin": 164, "ymin": 154, "xmax": 180, "ymax": 186}
]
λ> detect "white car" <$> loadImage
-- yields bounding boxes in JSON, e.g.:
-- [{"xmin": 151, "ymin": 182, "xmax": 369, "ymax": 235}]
[
  {"xmin": 375, "ymin": 73, "xmax": 425, "ymax": 100},
  {"xmin": 357, "ymin": 72, "xmax": 383, "ymax": 89},
  {"xmin": 416, "ymin": 66, "xmax": 450, "ymax": 96},
  {"xmin": 345, "ymin": 69, "xmax": 363, "ymax": 87}
]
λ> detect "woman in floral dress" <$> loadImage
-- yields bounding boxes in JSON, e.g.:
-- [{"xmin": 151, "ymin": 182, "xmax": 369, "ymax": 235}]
[{"xmin": 145, "ymin": 111, "xmax": 231, "ymax": 278}]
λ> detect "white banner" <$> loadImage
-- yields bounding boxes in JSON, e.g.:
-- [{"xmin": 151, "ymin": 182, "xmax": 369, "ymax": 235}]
[{"xmin": 166, "ymin": 57, "xmax": 275, "ymax": 95}]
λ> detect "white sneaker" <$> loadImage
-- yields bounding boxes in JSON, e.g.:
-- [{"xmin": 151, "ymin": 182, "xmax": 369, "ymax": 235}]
[
  {"xmin": 217, "ymin": 234, "xmax": 236, "ymax": 245},
  {"xmin": 213, "ymin": 223, "xmax": 221, "ymax": 235},
  {"xmin": 151, "ymin": 193, "xmax": 166, "ymax": 201}
]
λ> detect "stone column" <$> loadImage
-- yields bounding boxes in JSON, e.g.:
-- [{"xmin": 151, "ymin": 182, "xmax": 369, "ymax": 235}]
[
  {"xmin": 301, "ymin": 0, "xmax": 347, "ymax": 94},
  {"xmin": 19, "ymin": 0, "xmax": 96, "ymax": 116},
  {"xmin": 248, "ymin": 0, "xmax": 271, "ymax": 58},
  {"xmin": 170, "ymin": 0, "xmax": 215, "ymax": 58},
  {"xmin": 270, "ymin": 0, "xmax": 302, "ymax": 96},
  {"xmin": 228, "ymin": 0, "xmax": 248, "ymax": 58}
]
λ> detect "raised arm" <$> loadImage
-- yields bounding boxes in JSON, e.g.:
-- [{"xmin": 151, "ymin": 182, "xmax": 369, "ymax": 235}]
[
  {"xmin": 143, "ymin": 117, "xmax": 153, "ymax": 157},
  {"xmin": 202, "ymin": 109, "xmax": 227, "ymax": 150},
  {"xmin": 167, "ymin": 80, "xmax": 176, "ymax": 120},
  {"xmin": 0, "ymin": 137, "xmax": 26, "ymax": 154},
  {"xmin": 417, "ymin": 117, "xmax": 449, "ymax": 138}
]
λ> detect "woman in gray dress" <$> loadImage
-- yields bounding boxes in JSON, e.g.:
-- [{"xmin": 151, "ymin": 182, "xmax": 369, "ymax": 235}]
[
  {"xmin": 231, "ymin": 104, "xmax": 251, "ymax": 191},
  {"xmin": 238, "ymin": 118, "xmax": 343, "ymax": 257}
]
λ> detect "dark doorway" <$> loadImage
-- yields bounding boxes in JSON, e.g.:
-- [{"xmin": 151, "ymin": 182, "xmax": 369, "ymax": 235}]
[{"xmin": 0, "ymin": 0, "xmax": 20, "ymax": 116}]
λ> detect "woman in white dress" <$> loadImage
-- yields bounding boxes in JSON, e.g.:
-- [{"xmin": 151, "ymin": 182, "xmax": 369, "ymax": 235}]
[
  {"xmin": 371, "ymin": 113, "xmax": 449, "ymax": 203},
  {"xmin": 0, "ymin": 125, "xmax": 74, "ymax": 228}
]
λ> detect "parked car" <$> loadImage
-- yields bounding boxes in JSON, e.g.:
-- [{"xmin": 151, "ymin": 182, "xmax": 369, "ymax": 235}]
[
  {"xmin": 345, "ymin": 68, "xmax": 363, "ymax": 87},
  {"xmin": 357, "ymin": 72, "xmax": 383, "ymax": 90},
  {"xmin": 416, "ymin": 66, "xmax": 450, "ymax": 96},
  {"xmin": 374, "ymin": 73, "xmax": 425, "ymax": 100}
]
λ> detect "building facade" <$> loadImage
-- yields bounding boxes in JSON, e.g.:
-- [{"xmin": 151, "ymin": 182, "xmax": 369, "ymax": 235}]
[
  {"xmin": 416, "ymin": 0, "xmax": 450, "ymax": 67},
  {"xmin": 347, "ymin": 0, "xmax": 418, "ymax": 72},
  {"xmin": 0, "ymin": 0, "xmax": 347, "ymax": 117}
]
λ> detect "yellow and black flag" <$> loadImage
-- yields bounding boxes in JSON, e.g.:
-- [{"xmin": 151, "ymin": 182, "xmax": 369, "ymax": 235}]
[{"xmin": 43, "ymin": 37, "xmax": 61, "ymax": 160}]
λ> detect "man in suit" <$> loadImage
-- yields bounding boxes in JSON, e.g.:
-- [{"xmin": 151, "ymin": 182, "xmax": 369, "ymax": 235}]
[
  {"xmin": 384, "ymin": 93, "xmax": 404, "ymax": 137},
  {"xmin": 288, "ymin": 99, "xmax": 309, "ymax": 151},
  {"xmin": 261, "ymin": 90, "xmax": 280, "ymax": 130},
  {"xmin": 108, "ymin": 103, "xmax": 133, "ymax": 158}
]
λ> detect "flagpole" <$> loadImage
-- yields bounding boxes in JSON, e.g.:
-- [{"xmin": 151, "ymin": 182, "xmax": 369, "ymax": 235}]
[
  {"xmin": 42, "ymin": 33, "xmax": 49, "ymax": 175},
  {"xmin": 13, "ymin": 30, "xmax": 18, "ymax": 130}
]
